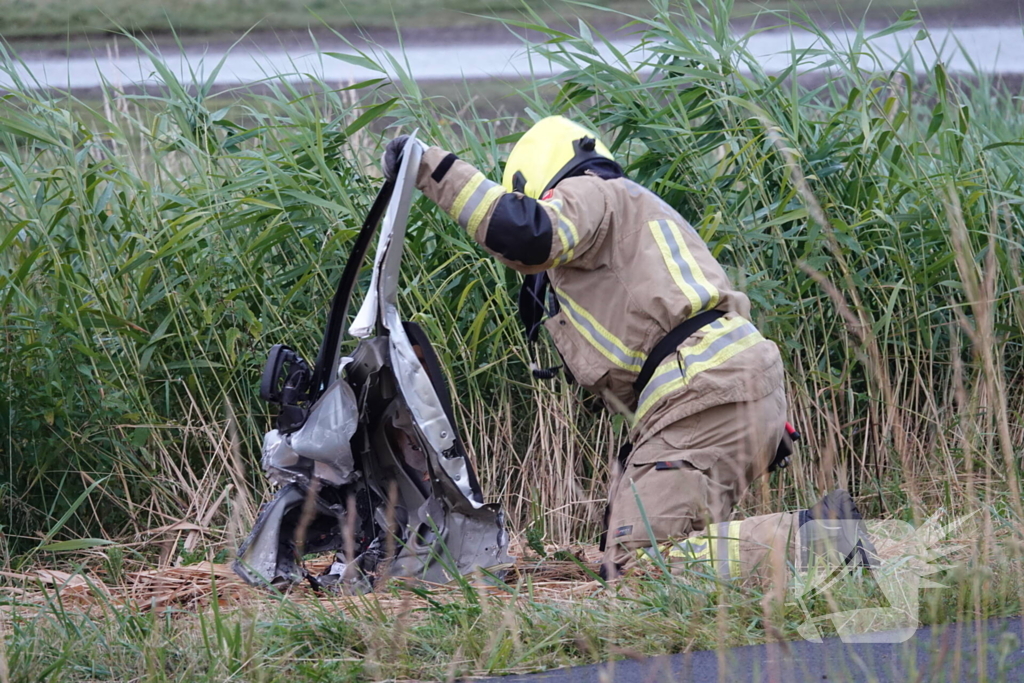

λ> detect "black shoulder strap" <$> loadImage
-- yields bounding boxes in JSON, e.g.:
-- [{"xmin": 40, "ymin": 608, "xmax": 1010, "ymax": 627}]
[
  {"xmin": 518, "ymin": 273, "xmax": 569, "ymax": 380},
  {"xmin": 633, "ymin": 309, "xmax": 726, "ymax": 395},
  {"xmin": 517, "ymin": 272, "xmax": 553, "ymax": 344},
  {"xmin": 309, "ymin": 180, "xmax": 396, "ymax": 401}
]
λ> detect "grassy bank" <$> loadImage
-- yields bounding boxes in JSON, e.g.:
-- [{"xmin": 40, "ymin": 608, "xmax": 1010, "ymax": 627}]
[
  {"xmin": 4, "ymin": 539, "xmax": 1023, "ymax": 682},
  {"xmin": 2, "ymin": 0, "xmax": 1024, "ymax": 679}
]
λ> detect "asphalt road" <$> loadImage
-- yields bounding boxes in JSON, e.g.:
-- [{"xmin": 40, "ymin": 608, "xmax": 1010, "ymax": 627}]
[
  {"xmin": 4, "ymin": 24, "xmax": 1024, "ymax": 92},
  {"xmin": 480, "ymin": 617, "xmax": 1024, "ymax": 683}
]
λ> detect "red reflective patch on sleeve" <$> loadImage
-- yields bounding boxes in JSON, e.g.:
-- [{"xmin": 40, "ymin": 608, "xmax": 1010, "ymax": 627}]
[{"xmin": 541, "ymin": 189, "xmax": 555, "ymax": 200}]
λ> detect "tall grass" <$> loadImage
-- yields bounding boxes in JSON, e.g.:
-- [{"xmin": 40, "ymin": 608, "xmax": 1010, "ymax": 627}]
[
  {"xmin": 0, "ymin": 45, "xmax": 390, "ymax": 554},
  {"xmin": 2, "ymin": 2, "xmax": 1024, "ymax": 680},
  {"xmin": 1, "ymin": 0, "xmax": 1022, "ymax": 572}
]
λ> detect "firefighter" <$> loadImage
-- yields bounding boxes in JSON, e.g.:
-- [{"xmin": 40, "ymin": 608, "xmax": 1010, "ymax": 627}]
[{"xmin": 382, "ymin": 117, "xmax": 874, "ymax": 579}]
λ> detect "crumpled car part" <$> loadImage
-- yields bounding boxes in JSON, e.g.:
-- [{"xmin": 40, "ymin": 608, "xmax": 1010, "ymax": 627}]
[{"xmin": 234, "ymin": 134, "xmax": 513, "ymax": 590}]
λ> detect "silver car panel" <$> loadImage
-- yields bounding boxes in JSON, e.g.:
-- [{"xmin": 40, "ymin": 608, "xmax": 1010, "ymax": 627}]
[{"xmin": 234, "ymin": 132, "xmax": 512, "ymax": 589}]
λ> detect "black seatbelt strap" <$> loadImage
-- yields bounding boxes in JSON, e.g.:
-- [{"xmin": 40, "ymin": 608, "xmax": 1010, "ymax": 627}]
[
  {"xmin": 309, "ymin": 179, "xmax": 395, "ymax": 401},
  {"xmin": 633, "ymin": 309, "xmax": 726, "ymax": 396}
]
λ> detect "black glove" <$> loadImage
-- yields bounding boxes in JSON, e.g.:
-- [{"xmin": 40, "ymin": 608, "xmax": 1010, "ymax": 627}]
[{"xmin": 381, "ymin": 134, "xmax": 410, "ymax": 182}]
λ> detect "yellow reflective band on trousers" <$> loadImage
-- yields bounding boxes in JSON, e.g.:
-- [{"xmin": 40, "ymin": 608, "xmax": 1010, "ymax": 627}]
[
  {"xmin": 663, "ymin": 536, "xmax": 712, "ymax": 567},
  {"xmin": 554, "ymin": 288, "xmax": 645, "ymax": 372},
  {"xmin": 449, "ymin": 172, "xmax": 505, "ymax": 239},
  {"xmin": 634, "ymin": 316, "xmax": 765, "ymax": 423},
  {"xmin": 638, "ymin": 520, "xmax": 742, "ymax": 578},
  {"xmin": 648, "ymin": 219, "xmax": 721, "ymax": 314},
  {"xmin": 719, "ymin": 521, "xmax": 743, "ymax": 579},
  {"xmin": 541, "ymin": 198, "xmax": 580, "ymax": 266}
]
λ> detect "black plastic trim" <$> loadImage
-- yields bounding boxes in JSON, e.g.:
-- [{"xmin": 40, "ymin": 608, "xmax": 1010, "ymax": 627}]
[{"xmin": 402, "ymin": 321, "xmax": 484, "ymax": 502}]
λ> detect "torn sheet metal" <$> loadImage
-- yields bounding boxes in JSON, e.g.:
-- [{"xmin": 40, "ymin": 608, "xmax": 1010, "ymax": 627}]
[{"xmin": 234, "ymin": 133, "xmax": 512, "ymax": 590}]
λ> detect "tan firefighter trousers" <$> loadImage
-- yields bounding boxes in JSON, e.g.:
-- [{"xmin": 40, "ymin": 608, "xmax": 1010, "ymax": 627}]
[{"xmin": 605, "ymin": 385, "xmax": 799, "ymax": 580}]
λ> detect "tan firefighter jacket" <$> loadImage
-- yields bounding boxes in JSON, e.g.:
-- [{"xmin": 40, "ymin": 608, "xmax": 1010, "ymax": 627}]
[{"xmin": 413, "ymin": 146, "xmax": 784, "ymax": 448}]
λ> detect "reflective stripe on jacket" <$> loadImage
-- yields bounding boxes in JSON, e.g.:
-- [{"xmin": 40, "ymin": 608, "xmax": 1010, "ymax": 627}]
[{"xmin": 414, "ymin": 146, "xmax": 784, "ymax": 447}]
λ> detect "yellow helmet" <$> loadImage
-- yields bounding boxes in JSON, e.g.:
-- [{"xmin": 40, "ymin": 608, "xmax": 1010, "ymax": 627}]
[{"xmin": 502, "ymin": 116, "xmax": 615, "ymax": 199}]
